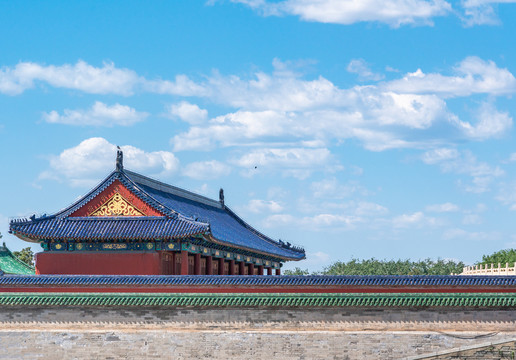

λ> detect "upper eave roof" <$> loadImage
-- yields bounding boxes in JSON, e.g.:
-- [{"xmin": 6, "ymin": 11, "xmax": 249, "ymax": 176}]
[{"xmin": 124, "ymin": 170, "xmax": 305, "ymax": 260}]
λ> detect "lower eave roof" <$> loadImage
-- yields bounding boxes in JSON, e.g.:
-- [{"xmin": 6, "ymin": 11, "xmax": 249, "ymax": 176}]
[{"xmin": 9, "ymin": 216, "xmax": 209, "ymax": 242}]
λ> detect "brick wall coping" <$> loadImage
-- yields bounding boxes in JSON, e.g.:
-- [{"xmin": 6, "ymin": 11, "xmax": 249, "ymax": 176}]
[{"xmin": 2, "ymin": 292, "xmax": 516, "ymax": 308}]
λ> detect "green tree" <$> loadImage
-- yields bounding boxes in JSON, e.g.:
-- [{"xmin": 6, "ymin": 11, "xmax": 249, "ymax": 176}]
[
  {"xmin": 13, "ymin": 247, "xmax": 34, "ymax": 267},
  {"xmin": 284, "ymin": 267, "xmax": 311, "ymax": 275},
  {"xmin": 322, "ymin": 258, "xmax": 464, "ymax": 276},
  {"xmin": 479, "ymin": 249, "xmax": 516, "ymax": 266}
]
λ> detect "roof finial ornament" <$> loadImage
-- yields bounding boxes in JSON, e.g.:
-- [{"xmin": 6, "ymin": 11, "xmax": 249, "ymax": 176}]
[
  {"xmin": 219, "ymin": 188, "xmax": 225, "ymax": 207},
  {"xmin": 116, "ymin": 146, "xmax": 123, "ymax": 171}
]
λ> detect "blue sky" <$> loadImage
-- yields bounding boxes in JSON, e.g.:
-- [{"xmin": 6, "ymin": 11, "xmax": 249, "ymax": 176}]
[{"xmin": 1, "ymin": 0, "xmax": 516, "ymax": 271}]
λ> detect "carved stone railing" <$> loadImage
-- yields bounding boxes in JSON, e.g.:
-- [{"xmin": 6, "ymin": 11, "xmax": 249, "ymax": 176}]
[{"xmin": 461, "ymin": 263, "xmax": 516, "ymax": 275}]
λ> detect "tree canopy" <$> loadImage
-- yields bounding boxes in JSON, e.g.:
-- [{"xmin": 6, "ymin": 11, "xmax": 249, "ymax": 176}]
[
  {"xmin": 284, "ymin": 258, "xmax": 464, "ymax": 276},
  {"xmin": 12, "ymin": 247, "xmax": 35, "ymax": 267},
  {"xmin": 479, "ymin": 249, "xmax": 516, "ymax": 266}
]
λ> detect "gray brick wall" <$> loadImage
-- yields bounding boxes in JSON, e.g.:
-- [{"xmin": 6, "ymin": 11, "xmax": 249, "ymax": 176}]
[{"xmin": 1, "ymin": 306, "xmax": 515, "ymax": 359}]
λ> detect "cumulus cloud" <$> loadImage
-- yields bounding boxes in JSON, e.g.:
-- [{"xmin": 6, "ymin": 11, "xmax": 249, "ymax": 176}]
[
  {"xmin": 496, "ymin": 182, "xmax": 516, "ymax": 210},
  {"xmin": 311, "ymin": 177, "xmax": 368, "ymax": 199},
  {"xmin": 422, "ymin": 148, "xmax": 504, "ymax": 193},
  {"xmin": 231, "ymin": 147, "xmax": 335, "ymax": 179},
  {"xmin": 347, "ymin": 59, "xmax": 384, "ymax": 81},
  {"xmin": 384, "ymin": 57, "xmax": 516, "ymax": 97},
  {"xmin": 392, "ymin": 211, "xmax": 440, "ymax": 228},
  {"xmin": 4, "ymin": 58, "xmax": 513, "ymax": 155},
  {"xmin": 171, "ymin": 57, "xmax": 515, "ymax": 153},
  {"xmin": 43, "ymin": 102, "xmax": 148, "ymax": 127},
  {"xmin": 245, "ymin": 199, "xmax": 284, "ymax": 213},
  {"xmin": 443, "ymin": 228, "xmax": 500, "ymax": 241},
  {"xmin": 450, "ymin": 101, "xmax": 512, "ymax": 140},
  {"xmin": 461, "ymin": 0, "xmax": 516, "ymax": 26},
  {"xmin": 426, "ymin": 202, "xmax": 460, "ymax": 212},
  {"xmin": 166, "ymin": 101, "xmax": 208, "ymax": 124},
  {"xmin": 354, "ymin": 202, "xmax": 389, "ymax": 216},
  {"xmin": 144, "ymin": 74, "xmax": 208, "ymax": 96},
  {"xmin": 0, "ymin": 60, "xmax": 208, "ymax": 97},
  {"xmin": 182, "ymin": 160, "xmax": 231, "ymax": 180},
  {"xmin": 264, "ymin": 212, "xmax": 362, "ymax": 230},
  {"xmin": 232, "ymin": 0, "xmax": 451, "ymax": 27},
  {"xmin": 0, "ymin": 60, "xmax": 141, "ymax": 96},
  {"xmin": 40, "ymin": 137, "xmax": 180, "ymax": 187}
]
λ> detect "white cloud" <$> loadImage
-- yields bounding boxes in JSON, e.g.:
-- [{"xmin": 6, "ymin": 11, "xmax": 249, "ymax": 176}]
[
  {"xmin": 145, "ymin": 74, "xmax": 208, "ymax": 96},
  {"xmin": 347, "ymin": 59, "xmax": 384, "ymax": 81},
  {"xmin": 264, "ymin": 212, "xmax": 362, "ymax": 229},
  {"xmin": 182, "ymin": 160, "xmax": 231, "ymax": 180},
  {"xmin": 392, "ymin": 211, "xmax": 436, "ymax": 228},
  {"xmin": 461, "ymin": 0, "xmax": 516, "ymax": 26},
  {"xmin": 0, "ymin": 60, "xmax": 209, "ymax": 97},
  {"xmin": 231, "ymin": 147, "xmax": 335, "ymax": 179},
  {"xmin": 450, "ymin": 101, "xmax": 512, "ymax": 140},
  {"xmin": 462, "ymin": 214, "xmax": 483, "ymax": 225},
  {"xmin": 167, "ymin": 101, "xmax": 208, "ymax": 124},
  {"xmin": 43, "ymin": 102, "xmax": 148, "ymax": 127},
  {"xmin": 205, "ymin": 63, "xmax": 347, "ymax": 112},
  {"xmin": 233, "ymin": 0, "xmax": 452, "ymax": 27},
  {"xmin": 496, "ymin": 182, "xmax": 516, "ymax": 210},
  {"xmin": 40, "ymin": 137, "xmax": 180, "ymax": 187},
  {"xmin": 426, "ymin": 202, "xmax": 460, "ymax": 212},
  {"xmin": 171, "ymin": 57, "xmax": 513, "ymax": 153},
  {"xmin": 245, "ymin": 199, "xmax": 284, "ymax": 213},
  {"xmin": 422, "ymin": 148, "xmax": 504, "ymax": 193},
  {"xmin": 311, "ymin": 177, "xmax": 367, "ymax": 199},
  {"xmin": 421, "ymin": 148, "xmax": 460, "ymax": 164},
  {"xmin": 385, "ymin": 57, "xmax": 516, "ymax": 97},
  {"xmin": 0, "ymin": 60, "xmax": 141, "ymax": 96},
  {"xmin": 443, "ymin": 228, "xmax": 500, "ymax": 241},
  {"xmin": 354, "ymin": 202, "xmax": 389, "ymax": 216}
]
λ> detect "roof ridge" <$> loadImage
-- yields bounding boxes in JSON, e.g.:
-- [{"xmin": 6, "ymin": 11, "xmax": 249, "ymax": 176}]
[{"xmin": 125, "ymin": 170, "xmax": 223, "ymax": 209}]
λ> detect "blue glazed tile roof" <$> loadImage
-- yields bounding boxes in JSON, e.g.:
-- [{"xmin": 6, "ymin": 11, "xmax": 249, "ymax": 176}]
[
  {"xmin": 2, "ymin": 275, "xmax": 516, "ymax": 287},
  {"xmin": 9, "ymin": 216, "xmax": 209, "ymax": 241},
  {"xmin": 127, "ymin": 172, "xmax": 304, "ymax": 260},
  {"xmin": 9, "ymin": 169, "xmax": 305, "ymax": 260}
]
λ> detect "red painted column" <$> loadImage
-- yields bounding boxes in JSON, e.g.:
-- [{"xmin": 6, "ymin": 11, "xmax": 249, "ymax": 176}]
[
  {"xmin": 258, "ymin": 265, "xmax": 264, "ymax": 275},
  {"xmin": 267, "ymin": 267, "xmax": 273, "ymax": 276},
  {"xmin": 218, "ymin": 258, "xmax": 225, "ymax": 275},
  {"xmin": 275, "ymin": 268, "xmax": 281, "ymax": 276},
  {"xmin": 249, "ymin": 263, "xmax": 255, "ymax": 275},
  {"xmin": 206, "ymin": 256, "xmax": 213, "ymax": 275},
  {"xmin": 239, "ymin": 261, "xmax": 245, "ymax": 275},
  {"xmin": 180, "ymin": 250, "xmax": 189, "ymax": 275},
  {"xmin": 229, "ymin": 260, "xmax": 235, "ymax": 275},
  {"xmin": 171, "ymin": 252, "xmax": 176, "ymax": 275},
  {"xmin": 194, "ymin": 253, "xmax": 201, "ymax": 275}
]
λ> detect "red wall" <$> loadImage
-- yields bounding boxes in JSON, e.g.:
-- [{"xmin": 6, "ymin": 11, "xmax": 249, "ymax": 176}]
[{"xmin": 35, "ymin": 252, "xmax": 162, "ymax": 275}]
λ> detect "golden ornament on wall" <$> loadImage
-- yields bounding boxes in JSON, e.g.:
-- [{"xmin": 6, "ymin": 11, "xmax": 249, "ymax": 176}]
[{"xmin": 89, "ymin": 192, "xmax": 145, "ymax": 216}]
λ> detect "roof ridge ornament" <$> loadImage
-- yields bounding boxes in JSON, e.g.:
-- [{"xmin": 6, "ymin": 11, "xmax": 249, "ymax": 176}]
[
  {"xmin": 219, "ymin": 188, "xmax": 224, "ymax": 207},
  {"xmin": 116, "ymin": 146, "xmax": 123, "ymax": 171}
]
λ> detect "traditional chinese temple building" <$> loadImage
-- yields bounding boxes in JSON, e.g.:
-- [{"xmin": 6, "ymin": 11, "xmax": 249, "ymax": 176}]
[{"xmin": 9, "ymin": 150, "xmax": 305, "ymax": 275}]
